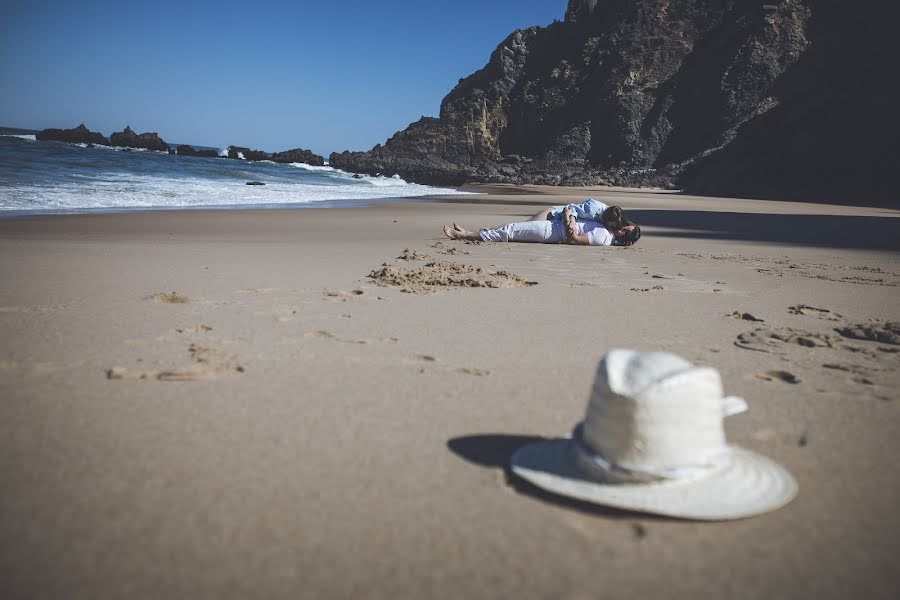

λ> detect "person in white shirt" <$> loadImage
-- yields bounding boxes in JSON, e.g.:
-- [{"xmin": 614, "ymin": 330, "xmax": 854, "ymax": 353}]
[{"xmin": 442, "ymin": 206, "xmax": 641, "ymax": 246}]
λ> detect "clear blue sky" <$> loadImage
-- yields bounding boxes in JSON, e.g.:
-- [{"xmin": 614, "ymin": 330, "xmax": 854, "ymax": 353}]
[{"xmin": 0, "ymin": 0, "xmax": 567, "ymax": 156}]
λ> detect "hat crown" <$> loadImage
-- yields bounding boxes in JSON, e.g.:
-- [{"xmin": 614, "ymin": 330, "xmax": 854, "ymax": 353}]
[{"xmin": 580, "ymin": 350, "xmax": 727, "ymax": 477}]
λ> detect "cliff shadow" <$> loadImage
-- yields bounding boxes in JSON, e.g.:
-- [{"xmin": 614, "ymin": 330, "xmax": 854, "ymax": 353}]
[{"xmin": 630, "ymin": 209, "xmax": 900, "ymax": 251}]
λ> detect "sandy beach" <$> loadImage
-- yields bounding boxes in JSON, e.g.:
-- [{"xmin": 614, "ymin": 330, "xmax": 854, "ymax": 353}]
[{"xmin": 1, "ymin": 186, "xmax": 898, "ymax": 599}]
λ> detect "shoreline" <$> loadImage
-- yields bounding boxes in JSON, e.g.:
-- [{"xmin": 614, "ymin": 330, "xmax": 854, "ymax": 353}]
[
  {"xmin": 6, "ymin": 180, "xmax": 898, "ymax": 221},
  {"xmin": 1, "ymin": 188, "xmax": 898, "ymax": 599}
]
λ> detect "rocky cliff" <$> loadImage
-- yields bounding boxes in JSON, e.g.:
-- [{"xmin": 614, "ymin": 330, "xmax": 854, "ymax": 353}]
[
  {"xmin": 36, "ymin": 124, "xmax": 108, "ymax": 145},
  {"xmin": 176, "ymin": 145, "xmax": 221, "ymax": 158},
  {"xmin": 330, "ymin": 0, "xmax": 897, "ymax": 204},
  {"xmin": 270, "ymin": 147, "xmax": 325, "ymax": 166},
  {"xmin": 227, "ymin": 146, "xmax": 268, "ymax": 161},
  {"xmin": 110, "ymin": 126, "xmax": 170, "ymax": 152}
]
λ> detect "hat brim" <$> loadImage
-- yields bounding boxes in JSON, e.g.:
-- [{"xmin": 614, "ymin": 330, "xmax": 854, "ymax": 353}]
[{"xmin": 511, "ymin": 439, "xmax": 797, "ymax": 521}]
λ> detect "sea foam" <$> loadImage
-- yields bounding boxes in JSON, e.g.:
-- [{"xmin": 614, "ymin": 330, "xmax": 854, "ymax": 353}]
[{"xmin": 0, "ymin": 135, "xmax": 474, "ymax": 214}]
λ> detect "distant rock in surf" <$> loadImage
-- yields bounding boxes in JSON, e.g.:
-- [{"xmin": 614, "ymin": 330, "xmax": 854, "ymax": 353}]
[
  {"xmin": 176, "ymin": 144, "xmax": 221, "ymax": 158},
  {"xmin": 227, "ymin": 146, "xmax": 268, "ymax": 161},
  {"xmin": 246, "ymin": 181, "xmax": 265, "ymax": 186},
  {"xmin": 110, "ymin": 126, "xmax": 170, "ymax": 152},
  {"xmin": 270, "ymin": 147, "xmax": 325, "ymax": 166},
  {"xmin": 36, "ymin": 124, "xmax": 108, "ymax": 145}
]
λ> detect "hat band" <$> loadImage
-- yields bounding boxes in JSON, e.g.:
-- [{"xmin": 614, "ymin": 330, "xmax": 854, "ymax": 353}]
[{"xmin": 571, "ymin": 424, "xmax": 730, "ymax": 484}]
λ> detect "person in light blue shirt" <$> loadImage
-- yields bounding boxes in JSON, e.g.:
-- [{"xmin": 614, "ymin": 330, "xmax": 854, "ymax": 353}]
[
  {"xmin": 545, "ymin": 198, "xmax": 610, "ymax": 222},
  {"xmin": 527, "ymin": 198, "xmax": 633, "ymax": 233}
]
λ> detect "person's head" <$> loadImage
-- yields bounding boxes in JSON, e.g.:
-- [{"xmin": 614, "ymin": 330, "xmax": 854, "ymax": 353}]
[
  {"xmin": 600, "ymin": 205, "xmax": 627, "ymax": 230},
  {"xmin": 612, "ymin": 224, "xmax": 641, "ymax": 246}
]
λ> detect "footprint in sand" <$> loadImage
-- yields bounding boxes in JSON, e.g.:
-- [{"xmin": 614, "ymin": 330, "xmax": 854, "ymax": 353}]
[
  {"xmin": 306, "ymin": 330, "xmax": 336, "ymax": 339},
  {"xmin": 324, "ymin": 289, "xmax": 365, "ymax": 302},
  {"xmin": 150, "ymin": 291, "xmax": 189, "ymax": 304},
  {"xmin": 735, "ymin": 328, "xmax": 840, "ymax": 354},
  {"xmin": 175, "ymin": 324, "xmax": 213, "ymax": 334},
  {"xmin": 402, "ymin": 355, "xmax": 490, "ymax": 376},
  {"xmin": 822, "ymin": 363, "xmax": 880, "ymax": 385},
  {"xmin": 456, "ymin": 367, "xmax": 491, "ymax": 376},
  {"xmin": 107, "ymin": 357, "xmax": 243, "ymax": 382},
  {"xmin": 755, "ymin": 370, "xmax": 801, "ymax": 384},
  {"xmin": 728, "ymin": 311, "xmax": 765, "ymax": 322},
  {"xmin": 304, "ymin": 329, "xmax": 395, "ymax": 345},
  {"xmin": 835, "ymin": 321, "xmax": 900, "ymax": 346},
  {"xmin": 788, "ymin": 304, "xmax": 843, "ymax": 321},
  {"xmin": 108, "ymin": 335, "xmax": 244, "ymax": 382},
  {"xmin": 401, "ymin": 354, "xmax": 438, "ymax": 374}
]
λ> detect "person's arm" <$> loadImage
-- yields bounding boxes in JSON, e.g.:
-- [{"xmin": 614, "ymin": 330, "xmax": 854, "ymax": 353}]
[
  {"xmin": 563, "ymin": 208, "xmax": 591, "ymax": 245},
  {"xmin": 566, "ymin": 198, "xmax": 608, "ymax": 222}
]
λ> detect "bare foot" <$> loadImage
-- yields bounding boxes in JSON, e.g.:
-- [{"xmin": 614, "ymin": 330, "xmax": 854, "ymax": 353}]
[{"xmin": 443, "ymin": 224, "xmax": 480, "ymax": 241}]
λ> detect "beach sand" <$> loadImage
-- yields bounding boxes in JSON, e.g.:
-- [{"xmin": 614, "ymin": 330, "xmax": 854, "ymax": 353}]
[{"xmin": 1, "ymin": 185, "xmax": 898, "ymax": 599}]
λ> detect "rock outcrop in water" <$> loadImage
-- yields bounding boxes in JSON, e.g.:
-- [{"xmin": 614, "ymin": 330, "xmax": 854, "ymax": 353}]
[
  {"xmin": 227, "ymin": 146, "xmax": 268, "ymax": 161},
  {"xmin": 330, "ymin": 0, "xmax": 897, "ymax": 204},
  {"xmin": 270, "ymin": 147, "xmax": 325, "ymax": 166},
  {"xmin": 36, "ymin": 124, "xmax": 108, "ymax": 145},
  {"xmin": 110, "ymin": 126, "xmax": 170, "ymax": 152},
  {"xmin": 176, "ymin": 144, "xmax": 221, "ymax": 158}
]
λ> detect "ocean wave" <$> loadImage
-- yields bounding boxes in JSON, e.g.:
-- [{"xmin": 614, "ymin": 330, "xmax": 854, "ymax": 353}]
[
  {"xmin": 288, "ymin": 162, "xmax": 333, "ymax": 172},
  {"xmin": 0, "ymin": 134, "xmax": 36, "ymax": 141},
  {"xmin": 0, "ymin": 170, "xmax": 474, "ymax": 213},
  {"xmin": 313, "ymin": 165, "xmax": 423, "ymax": 189},
  {"xmin": 72, "ymin": 142, "xmax": 169, "ymax": 154},
  {"xmin": 0, "ymin": 135, "xmax": 476, "ymax": 214}
]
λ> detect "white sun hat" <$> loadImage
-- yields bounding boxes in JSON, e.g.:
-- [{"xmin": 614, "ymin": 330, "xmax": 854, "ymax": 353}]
[{"xmin": 511, "ymin": 349, "xmax": 797, "ymax": 520}]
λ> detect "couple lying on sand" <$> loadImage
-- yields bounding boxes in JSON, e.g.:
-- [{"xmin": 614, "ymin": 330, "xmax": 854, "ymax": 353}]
[{"xmin": 443, "ymin": 198, "xmax": 641, "ymax": 247}]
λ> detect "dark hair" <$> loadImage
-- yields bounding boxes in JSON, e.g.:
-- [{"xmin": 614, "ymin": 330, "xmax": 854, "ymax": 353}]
[
  {"xmin": 601, "ymin": 205, "xmax": 636, "ymax": 230},
  {"xmin": 613, "ymin": 225, "xmax": 641, "ymax": 246},
  {"xmin": 600, "ymin": 206, "xmax": 625, "ymax": 229}
]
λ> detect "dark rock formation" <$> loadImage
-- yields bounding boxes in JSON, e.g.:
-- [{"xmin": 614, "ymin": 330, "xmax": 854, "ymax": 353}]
[
  {"xmin": 176, "ymin": 144, "xmax": 221, "ymax": 158},
  {"xmin": 227, "ymin": 146, "xmax": 268, "ymax": 161},
  {"xmin": 109, "ymin": 126, "xmax": 170, "ymax": 152},
  {"xmin": 678, "ymin": 0, "xmax": 898, "ymax": 204},
  {"xmin": 270, "ymin": 147, "xmax": 325, "ymax": 166},
  {"xmin": 246, "ymin": 181, "xmax": 266, "ymax": 186},
  {"xmin": 36, "ymin": 124, "xmax": 108, "ymax": 145},
  {"xmin": 330, "ymin": 0, "xmax": 898, "ymax": 204}
]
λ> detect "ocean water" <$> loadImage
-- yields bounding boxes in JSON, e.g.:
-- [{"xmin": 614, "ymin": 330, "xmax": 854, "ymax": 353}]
[{"xmin": 0, "ymin": 134, "xmax": 472, "ymax": 215}]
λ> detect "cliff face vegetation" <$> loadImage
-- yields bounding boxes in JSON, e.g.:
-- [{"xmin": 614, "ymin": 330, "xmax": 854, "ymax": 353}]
[{"xmin": 331, "ymin": 0, "xmax": 897, "ymax": 204}]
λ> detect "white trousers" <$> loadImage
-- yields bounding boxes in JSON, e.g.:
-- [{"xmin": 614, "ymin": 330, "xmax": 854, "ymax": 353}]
[{"xmin": 479, "ymin": 220, "xmax": 565, "ymax": 243}]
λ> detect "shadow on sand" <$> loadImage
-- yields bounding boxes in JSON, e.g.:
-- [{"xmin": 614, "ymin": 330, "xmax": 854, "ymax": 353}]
[
  {"xmin": 623, "ymin": 210, "xmax": 900, "ymax": 252},
  {"xmin": 504, "ymin": 209, "xmax": 900, "ymax": 251},
  {"xmin": 447, "ymin": 434, "xmax": 670, "ymax": 521}
]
